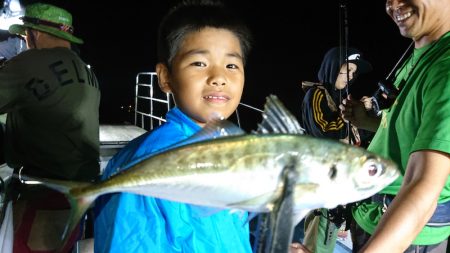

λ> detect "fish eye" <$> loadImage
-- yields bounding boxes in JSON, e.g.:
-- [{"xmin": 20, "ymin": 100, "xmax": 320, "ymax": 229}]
[
  {"xmin": 368, "ymin": 164, "xmax": 378, "ymax": 176},
  {"xmin": 364, "ymin": 158, "xmax": 384, "ymax": 178},
  {"xmin": 329, "ymin": 164, "xmax": 337, "ymax": 180}
]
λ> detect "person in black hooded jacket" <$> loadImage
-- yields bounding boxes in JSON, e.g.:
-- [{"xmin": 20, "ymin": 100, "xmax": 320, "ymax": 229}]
[
  {"xmin": 301, "ymin": 47, "xmax": 372, "ymax": 143},
  {"xmin": 299, "ymin": 46, "xmax": 372, "ymax": 253}
]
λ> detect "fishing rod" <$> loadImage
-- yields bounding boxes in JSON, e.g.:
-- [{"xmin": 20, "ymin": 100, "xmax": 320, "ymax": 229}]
[{"xmin": 339, "ymin": 0, "xmax": 353, "ymax": 145}]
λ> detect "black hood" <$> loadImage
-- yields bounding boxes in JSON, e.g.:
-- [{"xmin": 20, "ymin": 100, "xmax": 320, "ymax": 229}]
[{"xmin": 317, "ymin": 47, "xmax": 372, "ymax": 105}]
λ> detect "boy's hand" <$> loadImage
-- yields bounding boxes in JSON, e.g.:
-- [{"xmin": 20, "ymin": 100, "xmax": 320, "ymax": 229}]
[{"xmin": 360, "ymin": 96, "xmax": 373, "ymax": 110}]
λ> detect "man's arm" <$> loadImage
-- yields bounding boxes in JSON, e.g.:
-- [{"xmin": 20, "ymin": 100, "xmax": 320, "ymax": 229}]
[{"xmin": 360, "ymin": 150, "xmax": 450, "ymax": 253}]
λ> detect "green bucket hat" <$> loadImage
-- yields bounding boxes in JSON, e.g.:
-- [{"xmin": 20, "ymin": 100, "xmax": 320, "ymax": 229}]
[{"xmin": 9, "ymin": 3, "xmax": 83, "ymax": 44}]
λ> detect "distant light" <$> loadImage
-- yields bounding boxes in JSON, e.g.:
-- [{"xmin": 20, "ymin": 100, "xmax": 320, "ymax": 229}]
[
  {"xmin": 86, "ymin": 64, "xmax": 91, "ymax": 69},
  {"xmin": 9, "ymin": 0, "xmax": 22, "ymax": 12},
  {"xmin": 0, "ymin": 0, "xmax": 24, "ymax": 31}
]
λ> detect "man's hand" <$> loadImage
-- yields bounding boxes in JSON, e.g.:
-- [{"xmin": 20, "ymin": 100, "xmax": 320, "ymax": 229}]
[{"xmin": 340, "ymin": 95, "xmax": 380, "ymax": 132}]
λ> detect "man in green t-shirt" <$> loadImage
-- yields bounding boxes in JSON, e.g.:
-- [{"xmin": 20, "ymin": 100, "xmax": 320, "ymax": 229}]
[{"xmin": 340, "ymin": 0, "xmax": 450, "ymax": 252}]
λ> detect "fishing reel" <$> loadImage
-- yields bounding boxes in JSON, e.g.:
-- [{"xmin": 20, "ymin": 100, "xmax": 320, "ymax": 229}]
[
  {"xmin": 370, "ymin": 41, "xmax": 415, "ymax": 116},
  {"xmin": 371, "ymin": 78, "xmax": 399, "ymax": 116}
]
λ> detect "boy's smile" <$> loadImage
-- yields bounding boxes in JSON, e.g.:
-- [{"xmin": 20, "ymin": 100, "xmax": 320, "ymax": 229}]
[{"xmin": 203, "ymin": 93, "xmax": 231, "ymax": 103}]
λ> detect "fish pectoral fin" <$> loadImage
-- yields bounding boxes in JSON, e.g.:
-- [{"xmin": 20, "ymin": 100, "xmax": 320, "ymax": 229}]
[{"xmin": 227, "ymin": 192, "xmax": 276, "ymax": 211}]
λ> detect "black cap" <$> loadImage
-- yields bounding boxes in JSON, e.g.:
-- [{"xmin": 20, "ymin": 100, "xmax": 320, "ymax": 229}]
[
  {"xmin": 346, "ymin": 48, "xmax": 373, "ymax": 74},
  {"xmin": 318, "ymin": 47, "xmax": 373, "ymax": 86}
]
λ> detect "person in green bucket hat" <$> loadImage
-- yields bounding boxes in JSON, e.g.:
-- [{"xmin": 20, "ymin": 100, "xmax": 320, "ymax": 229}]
[
  {"xmin": 0, "ymin": 2, "xmax": 100, "ymax": 252},
  {"xmin": 9, "ymin": 2, "xmax": 83, "ymax": 44}
]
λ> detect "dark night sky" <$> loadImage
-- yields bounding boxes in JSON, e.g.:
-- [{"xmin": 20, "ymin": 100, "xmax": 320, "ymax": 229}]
[{"xmin": 41, "ymin": 0, "xmax": 412, "ymax": 129}]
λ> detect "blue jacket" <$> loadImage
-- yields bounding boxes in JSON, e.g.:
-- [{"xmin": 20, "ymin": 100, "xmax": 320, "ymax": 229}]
[{"xmin": 94, "ymin": 108, "xmax": 251, "ymax": 253}]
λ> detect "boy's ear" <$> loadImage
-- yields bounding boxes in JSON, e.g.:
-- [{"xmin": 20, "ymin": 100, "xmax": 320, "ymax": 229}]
[{"xmin": 156, "ymin": 63, "xmax": 171, "ymax": 93}]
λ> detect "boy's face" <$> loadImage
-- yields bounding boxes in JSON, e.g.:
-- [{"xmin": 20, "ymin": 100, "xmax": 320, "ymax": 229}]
[
  {"xmin": 158, "ymin": 27, "xmax": 245, "ymax": 127},
  {"xmin": 335, "ymin": 62, "xmax": 358, "ymax": 90}
]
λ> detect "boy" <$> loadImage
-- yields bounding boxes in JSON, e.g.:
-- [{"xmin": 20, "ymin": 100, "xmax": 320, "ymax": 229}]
[{"xmin": 94, "ymin": 1, "xmax": 253, "ymax": 252}]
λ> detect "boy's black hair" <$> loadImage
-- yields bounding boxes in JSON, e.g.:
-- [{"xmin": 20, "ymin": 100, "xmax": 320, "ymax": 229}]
[{"xmin": 157, "ymin": 0, "xmax": 252, "ymax": 68}]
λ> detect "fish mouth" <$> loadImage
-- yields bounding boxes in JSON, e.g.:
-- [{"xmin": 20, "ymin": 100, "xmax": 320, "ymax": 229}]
[{"xmin": 361, "ymin": 167, "xmax": 399, "ymax": 192}]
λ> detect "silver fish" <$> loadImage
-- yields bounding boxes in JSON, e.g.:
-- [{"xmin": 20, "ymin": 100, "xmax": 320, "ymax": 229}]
[{"xmin": 19, "ymin": 95, "xmax": 399, "ymax": 251}]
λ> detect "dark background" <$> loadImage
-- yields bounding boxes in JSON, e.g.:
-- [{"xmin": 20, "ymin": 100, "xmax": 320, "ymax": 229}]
[{"xmin": 19, "ymin": 0, "xmax": 412, "ymax": 130}]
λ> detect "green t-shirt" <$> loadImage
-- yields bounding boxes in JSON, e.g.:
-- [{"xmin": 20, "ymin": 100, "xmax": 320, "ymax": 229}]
[
  {"xmin": 0, "ymin": 48, "xmax": 100, "ymax": 181},
  {"xmin": 353, "ymin": 32, "xmax": 450, "ymax": 245}
]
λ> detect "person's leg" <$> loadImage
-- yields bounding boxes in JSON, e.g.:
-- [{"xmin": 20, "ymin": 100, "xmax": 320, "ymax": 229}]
[
  {"xmin": 303, "ymin": 210, "xmax": 320, "ymax": 251},
  {"xmin": 303, "ymin": 209, "xmax": 338, "ymax": 253},
  {"xmin": 316, "ymin": 212, "xmax": 338, "ymax": 253}
]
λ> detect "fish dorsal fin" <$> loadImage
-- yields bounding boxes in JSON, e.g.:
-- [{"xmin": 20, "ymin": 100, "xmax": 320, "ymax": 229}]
[{"xmin": 254, "ymin": 95, "xmax": 305, "ymax": 134}]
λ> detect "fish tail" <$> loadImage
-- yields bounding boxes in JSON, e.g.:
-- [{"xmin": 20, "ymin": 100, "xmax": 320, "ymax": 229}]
[
  {"xmin": 58, "ymin": 192, "xmax": 96, "ymax": 253},
  {"xmin": 13, "ymin": 174, "xmax": 96, "ymax": 252}
]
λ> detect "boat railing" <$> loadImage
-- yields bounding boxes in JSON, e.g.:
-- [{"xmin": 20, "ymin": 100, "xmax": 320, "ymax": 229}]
[
  {"xmin": 133, "ymin": 72, "xmax": 263, "ymax": 131},
  {"xmin": 134, "ymin": 72, "xmax": 171, "ymax": 131}
]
